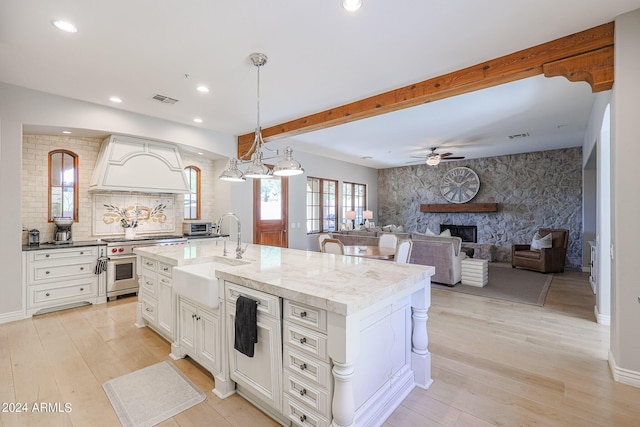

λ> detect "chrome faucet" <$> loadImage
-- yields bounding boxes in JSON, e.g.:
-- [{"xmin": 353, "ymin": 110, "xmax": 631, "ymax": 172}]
[{"xmin": 217, "ymin": 212, "xmax": 246, "ymax": 259}]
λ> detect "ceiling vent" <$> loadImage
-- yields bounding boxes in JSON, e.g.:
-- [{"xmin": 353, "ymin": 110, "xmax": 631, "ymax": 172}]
[
  {"xmin": 150, "ymin": 94, "xmax": 179, "ymax": 104},
  {"xmin": 508, "ymin": 132, "xmax": 530, "ymax": 140}
]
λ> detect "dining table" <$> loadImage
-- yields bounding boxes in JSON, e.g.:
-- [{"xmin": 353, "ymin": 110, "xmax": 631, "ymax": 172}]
[{"xmin": 343, "ymin": 245, "xmax": 396, "ymax": 260}]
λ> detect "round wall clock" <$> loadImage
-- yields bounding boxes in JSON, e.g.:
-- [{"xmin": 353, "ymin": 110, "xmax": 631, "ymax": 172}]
[{"xmin": 439, "ymin": 167, "xmax": 480, "ymax": 204}]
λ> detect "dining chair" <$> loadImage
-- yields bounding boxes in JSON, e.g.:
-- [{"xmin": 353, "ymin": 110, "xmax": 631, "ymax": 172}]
[
  {"xmin": 378, "ymin": 233, "xmax": 398, "ymax": 249},
  {"xmin": 394, "ymin": 239, "xmax": 413, "ymax": 263},
  {"xmin": 322, "ymin": 238, "xmax": 345, "ymax": 255},
  {"xmin": 316, "ymin": 233, "xmax": 331, "ymax": 252}
]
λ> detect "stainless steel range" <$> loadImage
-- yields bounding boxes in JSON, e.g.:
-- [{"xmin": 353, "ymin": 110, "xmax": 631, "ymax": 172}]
[{"xmin": 104, "ymin": 235, "xmax": 187, "ymax": 300}]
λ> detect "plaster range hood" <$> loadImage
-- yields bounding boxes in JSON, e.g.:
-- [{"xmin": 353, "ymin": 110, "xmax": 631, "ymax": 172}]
[{"xmin": 89, "ymin": 135, "xmax": 190, "ymax": 193}]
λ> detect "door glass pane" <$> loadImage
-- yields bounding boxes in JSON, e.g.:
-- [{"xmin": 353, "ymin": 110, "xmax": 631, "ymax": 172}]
[{"xmin": 260, "ymin": 178, "xmax": 282, "ymax": 220}]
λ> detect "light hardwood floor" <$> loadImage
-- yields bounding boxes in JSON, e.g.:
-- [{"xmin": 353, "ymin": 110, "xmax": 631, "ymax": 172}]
[{"xmin": 2, "ymin": 270, "xmax": 639, "ymax": 427}]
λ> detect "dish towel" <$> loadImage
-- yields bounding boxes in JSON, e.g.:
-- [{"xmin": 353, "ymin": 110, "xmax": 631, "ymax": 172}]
[{"xmin": 234, "ymin": 295, "xmax": 258, "ymax": 357}]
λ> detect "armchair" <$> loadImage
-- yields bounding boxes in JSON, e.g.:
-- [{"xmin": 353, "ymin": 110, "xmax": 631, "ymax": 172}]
[{"xmin": 512, "ymin": 228, "xmax": 569, "ymax": 273}]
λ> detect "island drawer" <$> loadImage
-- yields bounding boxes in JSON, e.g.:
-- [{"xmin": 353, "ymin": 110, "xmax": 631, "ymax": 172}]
[
  {"xmin": 158, "ymin": 261, "xmax": 173, "ymax": 277},
  {"xmin": 283, "ymin": 322, "xmax": 328, "ymax": 362},
  {"xmin": 140, "ymin": 298, "xmax": 158, "ymax": 324},
  {"xmin": 225, "ymin": 282, "xmax": 280, "ymax": 317},
  {"xmin": 139, "ymin": 273, "xmax": 158, "ymax": 296},
  {"xmin": 283, "ymin": 346, "xmax": 331, "ymax": 389},
  {"xmin": 283, "ymin": 300, "xmax": 327, "ymax": 333},
  {"xmin": 140, "ymin": 257, "xmax": 158, "ymax": 271},
  {"xmin": 283, "ymin": 370, "xmax": 331, "ymax": 417},
  {"xmin": 283, "ymin": 394, "xmax": 329, "ymax": 427}
]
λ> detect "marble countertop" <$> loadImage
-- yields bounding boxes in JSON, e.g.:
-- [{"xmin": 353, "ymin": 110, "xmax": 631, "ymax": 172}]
[{"xmin": 134, "ymin": 241, "xmax": 434, "ymax": 316}]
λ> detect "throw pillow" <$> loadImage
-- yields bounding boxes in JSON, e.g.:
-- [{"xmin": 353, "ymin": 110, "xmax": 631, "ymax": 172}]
[
  {"xmin": 530, "ymin": 232, "xmax": 553, "ymax": 251},
  {"xmin": 423, "ymin": 228, "xmax": 436, "ymax": 236},
  {"xmin": 440, "ymin": 229, "xmax": 451, "ymax": 237}
]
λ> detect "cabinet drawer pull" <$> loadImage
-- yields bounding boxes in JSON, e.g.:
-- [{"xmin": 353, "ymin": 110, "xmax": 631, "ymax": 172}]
[
  {"xmin": 45, "ymin": 254, "xmax": 50, "ymax": 257},
  {"xmin": 80, "ymin": 287, "xmax": 84, "ymax": 291},
  {"xmin": 299, "ymin": 337, "xmax": 307, "ymax": 344},
  {"xmin": 45, "ymin": 271, "xmax": 50, "ymax": 275},
  {"xmin": 80, "ymin": 267, "xmax": 84, "ymax": 271},
  {"xmin": 80, "ymin": 251, "xmax": 84, "ymax": 255},
  {"xmin": 299, "ymin": 388, "xmax": 307, "ymax": 396},
  {"xmin": 300, "ymin": 414, "xmax": 307, "ymax": 423},
  {"xmin": 300, "ymin": 311, "xmax": 307, "ymax": 318},
  {"xmin": 45, "ymin": 292, "xmax": 50, "ymax": 297},
  {"xmin": 299, "ymin": 363, "xmax": 307, "ymax": 371}
]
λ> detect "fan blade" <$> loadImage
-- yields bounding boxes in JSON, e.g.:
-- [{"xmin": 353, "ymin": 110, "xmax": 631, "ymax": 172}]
[
  {"xmin": 441, "ymin": 156, "xmax": 465, "ymax": 160},
  {"xmin": 409, "ymin": 155, "xmax": 427, "ymax": 159},
  {"xmin": 439, "ymin": 152, "xmax": 454, "ymax": 158}
]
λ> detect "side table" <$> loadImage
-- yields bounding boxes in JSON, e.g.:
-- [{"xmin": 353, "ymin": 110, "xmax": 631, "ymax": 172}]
[{"xmin": 461, "ymin": 258, "xmax": 488, "ymax": 287}]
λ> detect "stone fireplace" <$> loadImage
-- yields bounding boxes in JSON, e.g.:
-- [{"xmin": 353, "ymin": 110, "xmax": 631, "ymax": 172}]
[{"xmin": 440, "ymin": 224, "xmax": 477, "ymax": 243}]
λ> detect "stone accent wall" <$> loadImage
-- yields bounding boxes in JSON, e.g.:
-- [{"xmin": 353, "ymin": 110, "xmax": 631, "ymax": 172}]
[
  {"xmin": 378, "ymin": 148, "xmax": 583, "ymax": 268},
  {"xmin": 21, "ymin": 135, "xmax": 219, "ymax": 244}
]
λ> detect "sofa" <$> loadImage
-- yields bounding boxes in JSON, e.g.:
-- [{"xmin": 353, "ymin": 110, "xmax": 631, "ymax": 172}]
[
  {"xmin": 409, "ymin": 234, "xmax": 465, "ymax": 286},
  {"xmin": 330, "ymin": 231, "xmax": 465, "ymax": 286}
]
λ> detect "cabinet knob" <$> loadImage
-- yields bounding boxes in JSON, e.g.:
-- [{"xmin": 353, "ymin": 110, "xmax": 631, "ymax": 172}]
[
  {"xmin": 80, "ymin": 267, "xmax": 84, "ymax": 271},
  {"xmin": 192, "ymin": 314, "xmax": 196, "ymax": 319},
  {"xmin": 300, "ymin": 415, "xmax": 307, "ymax": 423},
  {"xmin": 299, "ymin": 388, "xmax": 307, "ymax": 396},
  {"xmin": 45, "ymin": 271, "xmax": 50, "ymax": 275},
  {"xmin": 45, "ymin": 292, "xmax": 50, "ymax": 297},
  {"xmin": 299, "ymin": 363, "xmax": 307, "ymax": 371},
  {"xmin": 299, "ymin": 337, "xmax": 307, "ymax": 344},
  {"xmin": 45, "ymin": 254, "xmax": 50, "ymax": 257},
  {"xmin": 80, "ymin": 251, "xmax": 84, "ymax": 255},
  {"xmin": 196, "ymin": 316, "xmax": 201, "ymax": 321},
  {"xmin": 80, "ymin": 287, "xmax": 84, "ymax": 291},
  {"xmin": 300, "ymin": 311, "xmax": 307, "ymax": 318}
]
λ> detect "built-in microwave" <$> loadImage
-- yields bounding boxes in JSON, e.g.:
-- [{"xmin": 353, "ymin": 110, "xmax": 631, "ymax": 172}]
[{"xmin": 183, "ymin": 221, "xmax": 213, "ymax": 236}]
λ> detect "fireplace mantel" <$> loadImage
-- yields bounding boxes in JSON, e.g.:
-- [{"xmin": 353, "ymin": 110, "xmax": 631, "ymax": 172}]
[{"xmin": 420, "ymin": 203, "xmax": 499, "ymax": 213}]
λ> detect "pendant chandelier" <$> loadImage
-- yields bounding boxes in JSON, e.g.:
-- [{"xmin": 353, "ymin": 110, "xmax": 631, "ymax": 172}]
[{"xmin": 219, "ymin": 53, "xmax": 304, "ymax": 182}]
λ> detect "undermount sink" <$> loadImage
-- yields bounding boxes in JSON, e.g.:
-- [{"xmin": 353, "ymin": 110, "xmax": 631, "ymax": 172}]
[{"xmin": 172, "ymin": 257, "xmax": 249, "ymax": 309}]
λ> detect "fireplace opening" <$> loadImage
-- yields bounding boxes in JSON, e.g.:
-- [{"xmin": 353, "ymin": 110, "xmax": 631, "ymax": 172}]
[{"xmin": 440, "ymin": 225, "xmax": 477, "ymax": 243}]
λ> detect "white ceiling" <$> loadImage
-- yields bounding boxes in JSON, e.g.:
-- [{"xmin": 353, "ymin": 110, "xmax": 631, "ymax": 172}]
[{"xmin": 3, "ymin": 0, "xmax": 639, "ymax": 168}]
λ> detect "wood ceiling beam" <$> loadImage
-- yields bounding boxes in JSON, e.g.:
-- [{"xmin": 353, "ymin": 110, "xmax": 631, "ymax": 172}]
[{"xmin": 238, "ymin": 22, "xmax": 614, "ymax": 158}]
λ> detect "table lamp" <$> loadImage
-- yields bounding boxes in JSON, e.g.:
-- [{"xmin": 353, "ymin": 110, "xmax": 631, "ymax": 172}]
[
  {"xmin": 345, "ymin": 211, "xmax": 356, "ymax": 230},
  {"xmin": 363, "ymin": 210, "xmax": 373, "ymax": 228}
]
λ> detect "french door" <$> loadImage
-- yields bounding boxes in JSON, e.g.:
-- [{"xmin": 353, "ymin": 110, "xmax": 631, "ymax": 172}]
[{"xmin": 253, "ymin": 176, "xmax": 288, "ymax": 247}]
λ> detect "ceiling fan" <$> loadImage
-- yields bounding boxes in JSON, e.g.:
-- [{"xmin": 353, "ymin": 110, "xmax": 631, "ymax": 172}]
[{"xmin": 409, "ymin": 147, "xmax": 465, "ymax": 166}]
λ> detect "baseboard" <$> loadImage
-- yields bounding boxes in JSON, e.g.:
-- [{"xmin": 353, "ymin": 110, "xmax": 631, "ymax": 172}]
[
  {"xmin": 594, "ymin": 305, "xmax": 610, "ymax": 326},
  {"xmin": 0, "ymin": 309, "xmax": 26, "ymax": 325},
  {"xmin": 608, "ymin": 350, "xmax": 640, "ymax": 388}
]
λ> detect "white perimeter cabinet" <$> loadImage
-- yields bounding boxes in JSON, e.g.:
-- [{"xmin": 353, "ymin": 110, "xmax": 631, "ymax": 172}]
[{"xmin": 23, "ymin": 245, "xmax": 105, "ymax": 317}]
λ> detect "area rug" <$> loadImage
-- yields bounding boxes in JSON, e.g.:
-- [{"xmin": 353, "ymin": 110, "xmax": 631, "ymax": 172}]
[
  {"xmin": 432, "ymin": 263, "xmax": 553, "ymax": 306},
  {"xmin": 102, "ymin": 361, "xmax": 205, "ymax": 427}
]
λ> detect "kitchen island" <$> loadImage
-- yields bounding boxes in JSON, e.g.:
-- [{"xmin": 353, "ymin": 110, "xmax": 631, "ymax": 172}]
[{"xmin": 134, "ymin": 241, "xmax": 434, "ymax": 427}]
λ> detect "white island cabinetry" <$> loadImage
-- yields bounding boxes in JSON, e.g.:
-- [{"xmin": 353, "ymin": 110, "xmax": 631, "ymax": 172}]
[
  {"xmin": 176, "ymin": 296, "xmax": 219, "ymax": 374},
  {"xmin": 133, "ymin": 241, "xmax": 434, "ymax": 427},
  {"xmin": 136, "ymin": 256, "xmax": 175, "ymax": 341}
]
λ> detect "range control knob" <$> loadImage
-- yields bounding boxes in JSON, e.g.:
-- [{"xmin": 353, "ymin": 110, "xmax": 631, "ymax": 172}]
[
  {"xmin": 118, "ymin": 247, "xmax": 124, "ymax": 252},
  {"xmin": 111, "ymin": 248, "xmax": 118, "ymax": 254}
]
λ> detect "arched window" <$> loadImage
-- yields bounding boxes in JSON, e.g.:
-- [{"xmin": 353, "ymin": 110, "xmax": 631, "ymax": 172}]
[
  {"xmin": 49, "ymin": 150, "xmax": 78, "ymax": 221},
  {"xmin": 184, "ymin": 166, "xmax": 201, "ymax": 220}
]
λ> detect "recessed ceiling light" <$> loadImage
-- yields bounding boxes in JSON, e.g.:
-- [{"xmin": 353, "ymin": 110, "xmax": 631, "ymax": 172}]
[
  {"xmin": 193, "ymin": 117, "xmax": 203, "ymax": 123},
  {"xmin": 52, "ymin": 20, "xmax": 77, "ymax": 33},
  {"xmin": 196, "ymin": 86, "xmax": 210, "ymax": 93},
  {"xmin": 197, "ymin": 152, "xmax": 204, "ymax": 156},
  {"xmin": 62, "ymin": 130, "xmax": 72, "ymax": 134},
  {"xmin": 109, "ymin": 96, "xmax": 122, "ymax": 103},
  {"xmin": 342, "ymin": 0, "xmax": 362, "ymax": 11}
]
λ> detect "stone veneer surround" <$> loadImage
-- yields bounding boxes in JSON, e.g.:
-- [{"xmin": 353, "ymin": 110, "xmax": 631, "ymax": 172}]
[{"xmin": 378, "ymin": 147, "xmax": 582, "ymax": 268}]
